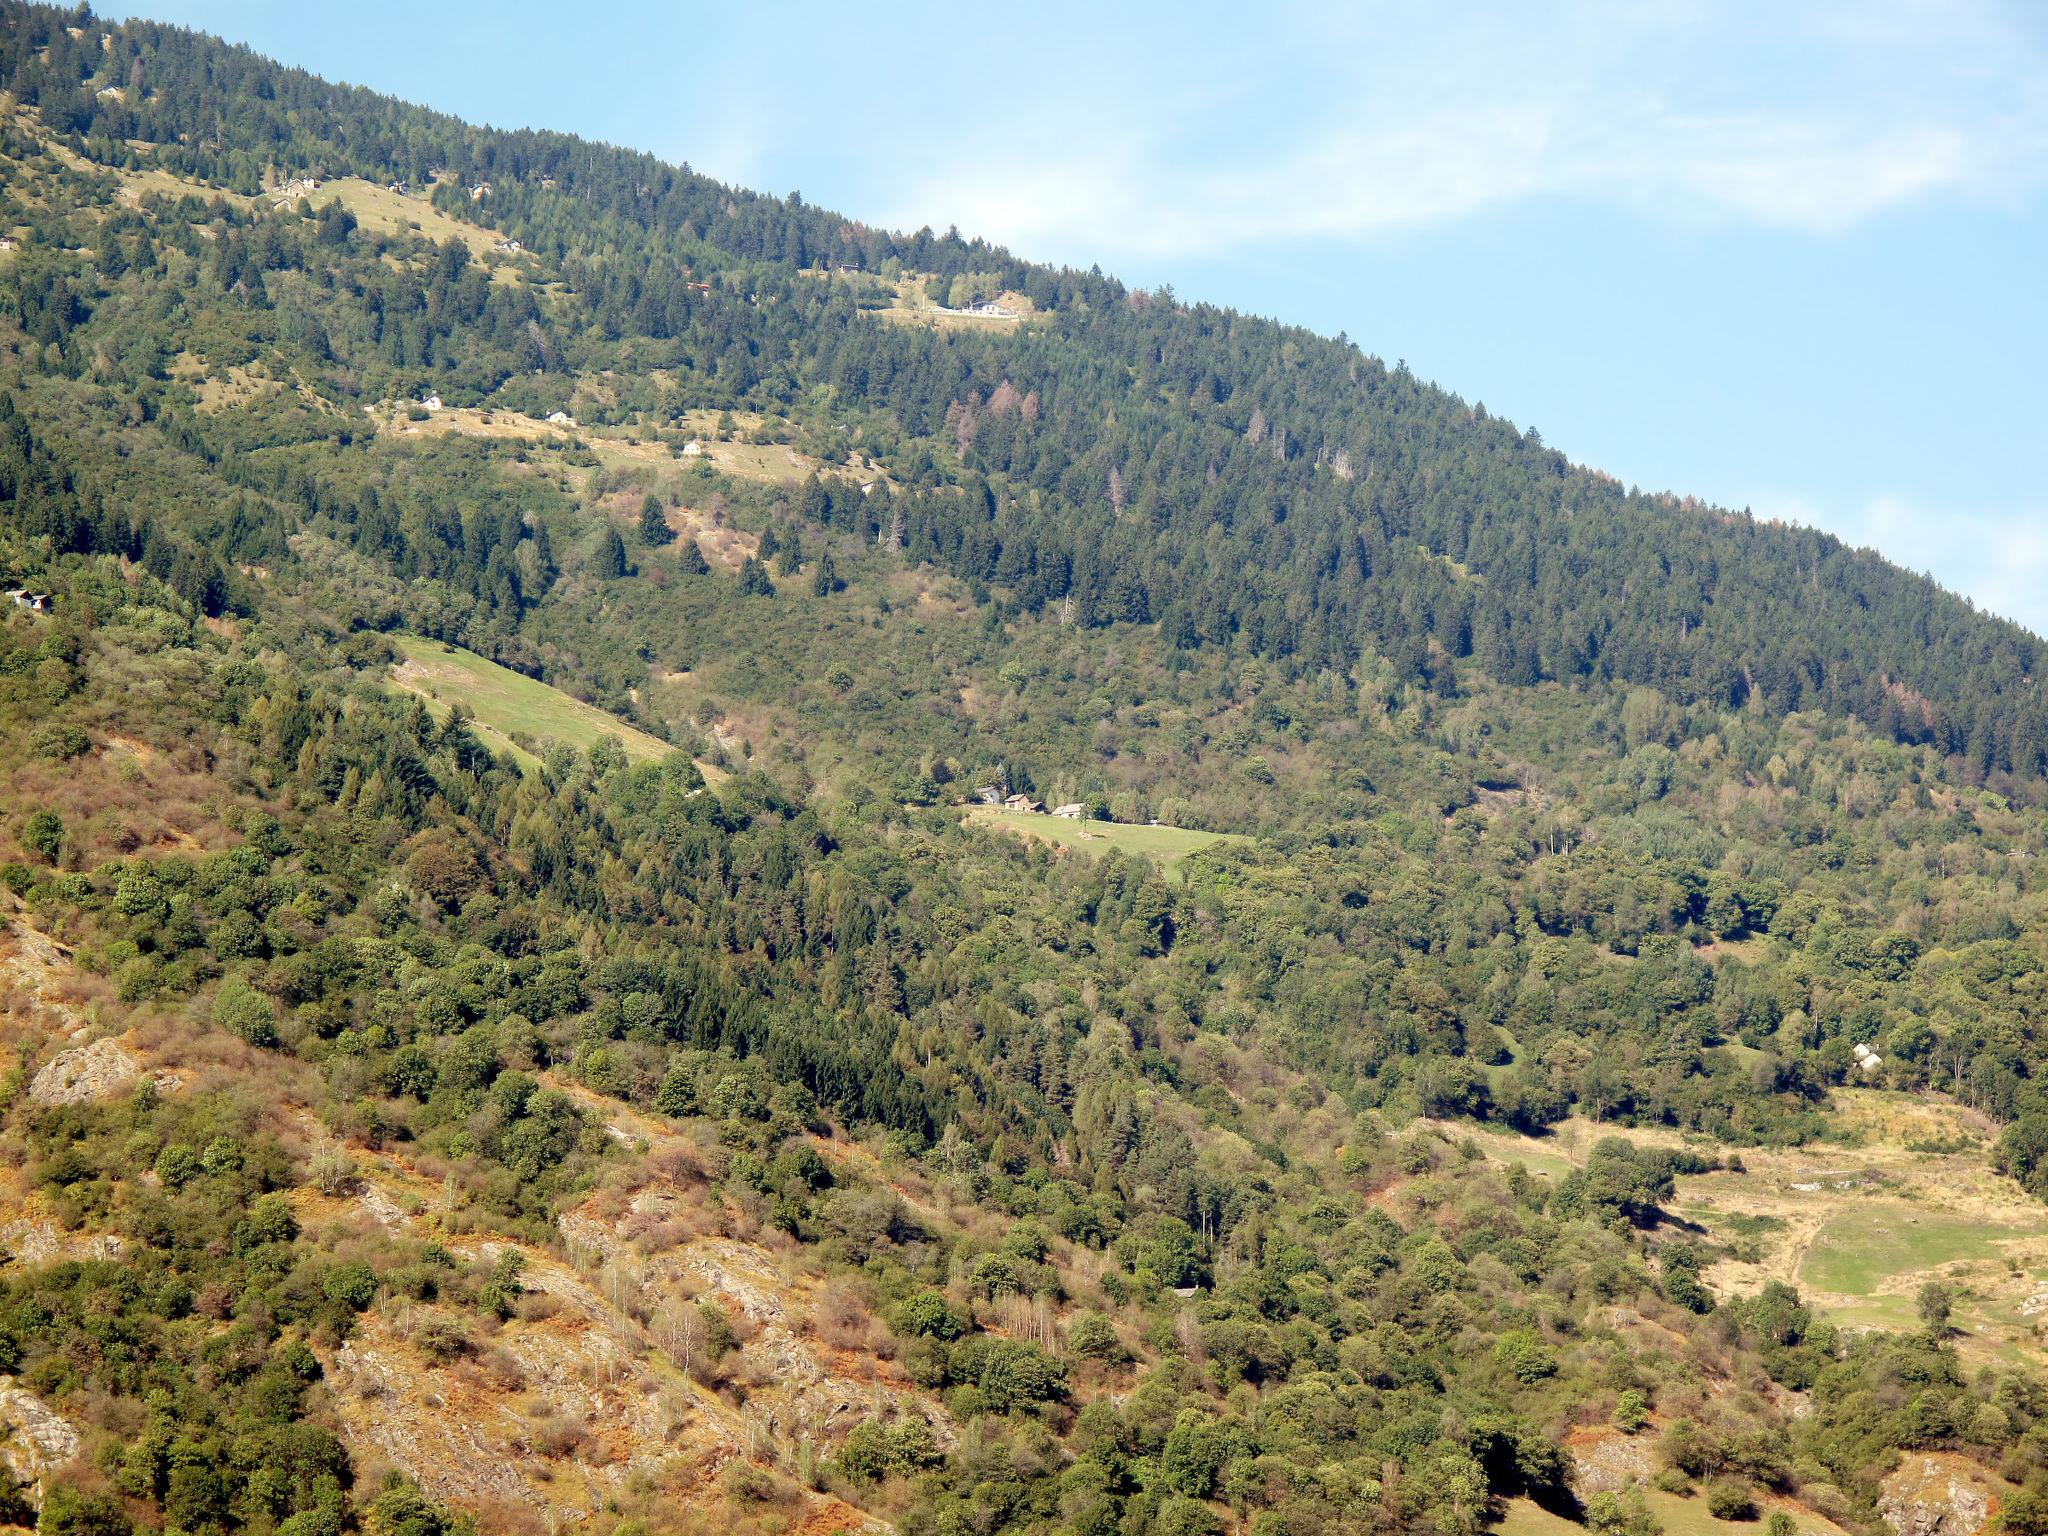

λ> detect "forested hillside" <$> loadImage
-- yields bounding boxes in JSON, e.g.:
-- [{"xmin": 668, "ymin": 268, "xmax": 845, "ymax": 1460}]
[
  {"xmin": 4, "ymin": 5, "xmax": 2048, "ymax": 1536},
  {"xmin": 3, "ymin": 2, "xmax": 2046, "ymax": 784}
]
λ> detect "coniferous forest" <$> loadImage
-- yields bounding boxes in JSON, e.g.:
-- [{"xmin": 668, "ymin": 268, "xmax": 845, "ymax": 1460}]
[{"xmin": 3, "ymin": 6, "xmax": 2048, "ymax": 1536}]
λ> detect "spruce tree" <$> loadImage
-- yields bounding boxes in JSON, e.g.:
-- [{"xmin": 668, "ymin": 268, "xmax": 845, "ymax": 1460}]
[{"xmin": 638, "ymin": 495, "xmax": 672, "ymax": 547}]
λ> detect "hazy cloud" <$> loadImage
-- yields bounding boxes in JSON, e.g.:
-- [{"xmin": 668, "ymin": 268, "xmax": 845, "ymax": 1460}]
[
  {"xmin": 1752, "ymin": 490, "xmax": 2048, "ymax": 640},
  {"xmin": 884, "ymin": 1, "xmax": 2048, "ymax": 259}
]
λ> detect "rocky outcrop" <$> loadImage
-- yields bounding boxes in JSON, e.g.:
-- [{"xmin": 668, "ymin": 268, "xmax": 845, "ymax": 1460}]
[
  {"xmin": 1880, "ymin": 1453, "xmax": 2000, "ymax": 1536},
  {"xmin": 29, "ymin": 1036, "xmax": 143, "ymax": 1104},
  {"xmin": 0, "ymin": 1217, "xmax": 124, "ymax": 1264},
  {"xmin": 0, "ymin": 1379, "xmax": 81, "ymax": 1497},
  {"xmin": 1564, "ymin": 1425, "xmax": 1653, "ymax": 1495}
]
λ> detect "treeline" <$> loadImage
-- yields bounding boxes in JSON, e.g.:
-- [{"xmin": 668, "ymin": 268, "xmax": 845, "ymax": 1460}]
[{"xmin": 4, "ymin": 0, "xmax": 2046, "ymax": 786}]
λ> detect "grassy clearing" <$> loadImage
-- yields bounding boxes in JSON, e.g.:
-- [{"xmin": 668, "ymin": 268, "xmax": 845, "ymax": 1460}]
[
  {"xmin": 1799, "ymin": 1203, "xmax": 2046, "ymax": 1296},
  {"xmin": 1437, "ymin": 1103, "xmax": 2048, "ymax": 1362},
  {"xmin": 1467, "ymin": 1126, "xmax": 1577, "ymax": 1181},
  {"xmin": 667, "ymin": 411, "xmax": 862, "ymax": 487},
  {"xmin": 319, "ymin": 178, "xmax": 518, "ymax": 272},
  {"xmin": 388, "ymin": 635, "xmax": 692, "ymax": 772},
  {"xmin": 875, "ymin": 275, "xmax": 1039, "ymax": 330},
  {"xmin": 1498, "ymin": 1490, "xmax": 1843, "ymax": 1536},
  {"xmin": 962, "ymin": 806, "xmax": 1246, "ymax": 880}
]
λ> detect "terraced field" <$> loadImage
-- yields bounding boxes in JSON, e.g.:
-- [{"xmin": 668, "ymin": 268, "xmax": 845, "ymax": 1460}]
[
  {"xmin": 962, "ymin": 805, "xmax": 1247, "ymax": 880},
  {"xmin": 389, "ymin": 635, "xmax": 695, "ymax": 773},
  {"xmin": 1438, "ymin": 1094, "xmax": 2048, "ymax": 1363}
]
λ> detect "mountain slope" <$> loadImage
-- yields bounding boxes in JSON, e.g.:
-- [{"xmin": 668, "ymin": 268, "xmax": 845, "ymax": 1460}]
[
  {"xmin": 3, "ymin": 2, "xmax": 2045, "ymax": 787},
  {"xmin": 4, "ymin": 8, "xmax": 2048, "ymax": 1536}
]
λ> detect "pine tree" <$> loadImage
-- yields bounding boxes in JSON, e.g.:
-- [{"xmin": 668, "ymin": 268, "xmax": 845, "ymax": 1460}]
[
  {"xmin": 594, "ymin": 527, "xmax": 630, "ymax": 579},
  {"xmin": 811, "ymin": 552, "xmax": 838, "ymax": 596},
  {"xmin": 638, "ymin": 495, "xmax": 672, "ymax": 547}
]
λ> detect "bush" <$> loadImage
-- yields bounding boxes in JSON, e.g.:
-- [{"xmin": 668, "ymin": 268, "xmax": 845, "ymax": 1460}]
[
  {"xmin": 21, "ymin": 808, "xmax": 62, "ymax": 863},
  {"xmin": 1154, "ymin": 1495, "xmax": 1222, "ymax": 1536},
  {"xmin": 1493, "ymin": 1327, "xmax": 1558, "ymax": 1384},
  {"xmin": 1586, "ymin": 1489, "xmax": 1660, "ymax": 1536},
  {"xmin": 30, "ymin": 721, "xmax": 90, "ymax": 760},
  {"xmin": 1069, "ymin": 1312, "xmax": 1126, "ymax": 1363},
  {"xmin": 654, "ymin": 1066, "xmax": 697, "ymax": 1116},
  {"xmin": 832, "ymin": 1416, "xmax": 942, "ymax": 1484},
  {"xmin": 323, "ymin": 1261, "xmax": 377, "ymax": 1311},
  {"xmin": 891, "ymin": 1289, "xmax": 964, "ymax": 1340},
  {"xmin": 1705, "ymin": 1481, "xmax": 1756, "ymax": 1521},
  {"xmin": 213, "ymin": 975, "xmax": 279, "ymax": 1046},
  {"xmin": 1615, "ymin": 1388, "xmax": 1651, "ymax": 1433}
]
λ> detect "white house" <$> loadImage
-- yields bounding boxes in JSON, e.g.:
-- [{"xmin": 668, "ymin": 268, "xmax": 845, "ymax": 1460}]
[
  {"xmin": 681, "ymin": 439, "xmax": 704, "ymax": 457},
  {"xmin": 419, "ymin": 393, "xmax": 443, "ymax": 412},
  {"xmin": 545, "ymin": 410, "xmax": 573, "ymax": 425},
  {"xmin": 1050, "ymin": 803, "xmax": 1086, "ymax": 819}
]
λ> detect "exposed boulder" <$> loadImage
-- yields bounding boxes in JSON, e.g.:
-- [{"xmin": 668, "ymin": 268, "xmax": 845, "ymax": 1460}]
[
  {"xmin": 0, "ymin": 1379, "xmax": 81, "ymax": 1498},
  {"xmin": 1880, "ymin": 1453, "xmax": 2001, "ymax": 1536},
  {"xmin": 29, "ymin": 1036, "xmax": 141, "ymax": 1105}
]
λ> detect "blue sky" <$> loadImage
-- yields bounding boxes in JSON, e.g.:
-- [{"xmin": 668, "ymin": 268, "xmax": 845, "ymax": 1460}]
[{"xmin": 110, "ymin": 2, "xmax": 2048, "ymax": 635}]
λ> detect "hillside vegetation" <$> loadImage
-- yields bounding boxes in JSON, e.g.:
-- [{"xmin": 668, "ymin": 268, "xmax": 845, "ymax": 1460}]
[{"xmin": 3, "ymin": 7, "xmax": 2048, "ymax": 1536}]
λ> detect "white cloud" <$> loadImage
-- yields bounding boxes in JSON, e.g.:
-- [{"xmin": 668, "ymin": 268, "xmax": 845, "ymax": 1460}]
[
  {"xmin": 1750, "ymin": 490, "xmax": 2048, "ymax": 639},
  {"xmin": 881, "ymin": 0, "xmax": 2048, "ymax": 259}
]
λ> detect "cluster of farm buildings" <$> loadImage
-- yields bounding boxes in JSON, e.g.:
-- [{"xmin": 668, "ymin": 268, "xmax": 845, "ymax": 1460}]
[{"xmin": 977, "ymin": 786, "xmax": 1087, "ymax": 819}]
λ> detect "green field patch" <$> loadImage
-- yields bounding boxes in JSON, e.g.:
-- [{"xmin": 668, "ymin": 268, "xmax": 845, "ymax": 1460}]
[
  {"xmin": 1477, "ymin": 1134, "xmax": 1576, "ymax": 1181},
  {"xmin": 390, "ymin": 635, "xmax": 690, "ymax": 772},
  {"xmin": 1483, "ymin": 1027, "xmax": 1523, "ymax": 1091},
  {"xmin": 1500, "ymin": 1490, "xmax": 1841, "ymax": 1536},
  {"xmin": 1799, "ymin": 1202, "xmax": 2047, "ymax": 1297},
  {"xmin": 319, "ymin": 178, "xmax": 520, "ymax": 272},
  {"xmin": 963, "ymin": 806, "xmax": 1246, "ymax": 880}
]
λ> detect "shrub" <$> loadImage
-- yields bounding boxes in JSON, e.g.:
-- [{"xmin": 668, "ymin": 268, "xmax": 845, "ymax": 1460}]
[
  {"xmin": 1705, "ymin": 1481, "xmax": 1756, "ymax": 1521},
  {"xmin": 213, "ymin": 975, "xmax": 279, "ymax": 1046},
  {"xmin": 30, "ymin": 722, "xmax": 90, "ymax": 760},
  {"xmin": 156, "ymin": 1144, "xmax": 203, "ymax": 1189},
  {"xmin": 1493, "ymin": 1327, "xmax": 1558, "ymax": 1384},
  {"xmin": 1069, "ymin": 1312, "xmax": 1126, "ymax": 1363},
  {"xmin": 707, "ymin": 1073, "xmax": 766, "ymax": 1121},
  {"xmin": 414, "ymin": 1315, "xmax": 473, "ymax": 1362},
  {"xmin": 1154, "ymin": 1495, "xmax": 1222, "ymax": 1536},
  {"xmin": 1586, "ymin": 1489, "xmax": 1660, "ymax": 1536},
  {"xmin": 310, "ymin": 1148, "xmax": 356, "ymax": 1195},
  {"xmin": 833, "ymin": 1416, "xmax": 942, "ymax": 1484},
  {"xmin": 1615, "ymin": 1388, "xmax": 1651, "ymax": 1433},
  {"xmin": 21, "ymin": 808, "xmax": 62, "ymax": 863},
  {"xmin": 323, "ymin": 1261, "xmax": 378, "ymax": 1311},
  {"xmin": 892, "ymin": 1290, "xmax": 964, "ymax": 1340}
]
